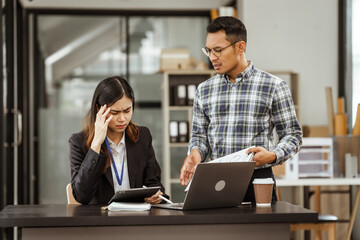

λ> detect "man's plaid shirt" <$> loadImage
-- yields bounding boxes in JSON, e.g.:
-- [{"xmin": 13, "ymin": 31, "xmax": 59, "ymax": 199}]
[{"xmin": 188, "ymin": 62, "xmax": 302, "ymax": 168}]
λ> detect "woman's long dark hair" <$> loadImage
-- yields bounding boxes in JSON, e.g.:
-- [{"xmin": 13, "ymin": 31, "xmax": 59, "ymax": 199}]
[{"xmin": 83, "ymin": 76, "xmax": 139, "ymax": 171}]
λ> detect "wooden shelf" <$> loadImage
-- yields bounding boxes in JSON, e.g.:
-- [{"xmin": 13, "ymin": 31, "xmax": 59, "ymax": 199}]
[
  {"xmin": 170, "ymin": 178, "xmax": 181, "ymax": 184},
  {"xmin": 169, "ymin": 143, "xmax": 189, "ymax": 148},
  {"xmin": 298, "ymin": 160, "xmax": 331, "ymax": 165},
  {"xmin": 162, "ymin": 70, "xmax": 214, "ymax": 198},
  {"xmin": 169, "ymin": 106, "xmax": 193, "ymax": 111}
]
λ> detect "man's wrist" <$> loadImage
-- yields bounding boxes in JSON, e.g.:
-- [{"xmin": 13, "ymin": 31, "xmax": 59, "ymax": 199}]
[
  {"xmin": 269, "ymin": 151, "xmax": 277, "ymax": 164},
  {"xmin": 190, "ymin": 148, "xmax": 202, "ymax": 164}
]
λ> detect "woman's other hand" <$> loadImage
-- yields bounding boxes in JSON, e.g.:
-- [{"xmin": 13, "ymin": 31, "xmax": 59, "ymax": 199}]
[{"xmin": 90, "ymin": 105, "xmax": 113, "ymax": 153}]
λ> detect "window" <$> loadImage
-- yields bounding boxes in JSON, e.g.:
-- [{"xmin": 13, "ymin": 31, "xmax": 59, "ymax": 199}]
[{"xmin": 352, "ymin": 0, "xmax": 360, "ymax": 125}]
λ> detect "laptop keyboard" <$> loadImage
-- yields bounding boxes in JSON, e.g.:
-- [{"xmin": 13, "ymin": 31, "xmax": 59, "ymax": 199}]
[{"xmin": 173, "ymin": 203, "xmax": 184, "ymax": 207}]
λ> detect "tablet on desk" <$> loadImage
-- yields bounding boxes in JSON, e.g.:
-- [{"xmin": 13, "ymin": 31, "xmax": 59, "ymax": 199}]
[{"xmin": 108, "ymin": 186, "xmax": 161, "ymax": 204}]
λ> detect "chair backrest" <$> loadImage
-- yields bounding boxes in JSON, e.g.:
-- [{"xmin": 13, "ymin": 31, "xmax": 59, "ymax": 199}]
[{"xmin": 66, "ymin": 183, "xmax": 80, "ymax": 205}]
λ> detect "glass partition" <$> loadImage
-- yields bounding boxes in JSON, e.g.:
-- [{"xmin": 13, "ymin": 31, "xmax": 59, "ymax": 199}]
[{"xmin": 36, "ymin": 14, "xmax": 209, "ymax": 204}]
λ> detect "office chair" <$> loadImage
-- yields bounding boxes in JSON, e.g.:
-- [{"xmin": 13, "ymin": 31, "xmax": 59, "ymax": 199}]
[{"xmin": 66, "ymin": 183, "xmax": 80, "ymax": 205}]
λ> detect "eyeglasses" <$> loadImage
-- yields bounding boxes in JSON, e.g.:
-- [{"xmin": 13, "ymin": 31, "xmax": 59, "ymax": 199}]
[{"xmin": 201, "ymin": 41, "xmax": 240, "ymax": 58}]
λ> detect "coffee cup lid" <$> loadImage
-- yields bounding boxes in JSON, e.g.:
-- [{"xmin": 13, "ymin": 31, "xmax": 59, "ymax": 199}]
[{"xmin": 252, "ymin": 178, "xmax": 274, "ymax": 184}]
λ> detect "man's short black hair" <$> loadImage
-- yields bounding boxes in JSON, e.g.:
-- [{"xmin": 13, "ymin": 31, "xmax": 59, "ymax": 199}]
[{"xmin": 207, "ymin": 16, "xmax": 247, "ymax": 44}]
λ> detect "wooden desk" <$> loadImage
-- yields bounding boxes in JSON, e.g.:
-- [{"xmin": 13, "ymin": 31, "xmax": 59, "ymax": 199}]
[
  {"xmin": 0, "ymin": 201, "xmax": 317, "ymax": 240},
  {"xmin": 276, "ymin": 177, "xmax": 360, "ymax": 240}
]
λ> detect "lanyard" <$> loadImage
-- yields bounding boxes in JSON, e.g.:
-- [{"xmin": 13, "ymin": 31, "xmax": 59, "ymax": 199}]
[{"xmin": 105, "ymin": 138, "xmax": 125, "ymax": 186}]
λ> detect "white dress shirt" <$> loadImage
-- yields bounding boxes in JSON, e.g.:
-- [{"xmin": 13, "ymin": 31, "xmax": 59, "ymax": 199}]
[{"xmin": 107, "ymin": 134, "xmax": 130, "ymax": 192}]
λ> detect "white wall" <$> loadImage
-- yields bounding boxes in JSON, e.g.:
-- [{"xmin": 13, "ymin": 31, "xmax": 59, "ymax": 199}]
[{"xmin": 239, "ymin": 0, "xmax": 338, "ymax": 126}]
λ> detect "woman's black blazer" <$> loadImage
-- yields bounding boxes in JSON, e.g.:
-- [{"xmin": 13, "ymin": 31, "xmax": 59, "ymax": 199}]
[{"xmin": 69, "ymin": 126, "xmax": 165, "ymax": 204}]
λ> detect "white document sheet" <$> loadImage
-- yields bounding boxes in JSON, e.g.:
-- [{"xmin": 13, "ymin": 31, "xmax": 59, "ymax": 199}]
[{"xmin": 208, "ymin": 146, "xmax": 255, "ymax": 163}]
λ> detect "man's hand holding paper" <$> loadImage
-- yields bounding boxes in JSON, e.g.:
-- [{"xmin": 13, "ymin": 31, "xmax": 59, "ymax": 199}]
[
  {"xmin": 246, "ymin": 146, "xmax": 277, "ymax": 167},
  {"xmin": 209, "ymin": 146, "xmax": 255, "ymax": 163}
]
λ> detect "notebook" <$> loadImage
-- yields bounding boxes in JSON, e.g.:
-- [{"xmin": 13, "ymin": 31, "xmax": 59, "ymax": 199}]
[{"xmin": 153, "ymin": 161, "xmax": 255, "ymax": 211}]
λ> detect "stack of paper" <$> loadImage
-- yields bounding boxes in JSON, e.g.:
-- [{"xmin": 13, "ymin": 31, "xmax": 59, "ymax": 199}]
[
  {"xmin": 209, "ymin": 146, "xmax": 255, "ymax": 163},
  {"xmin": 107, "ymin": 202, "xmax": 151, "ymax": 211}
]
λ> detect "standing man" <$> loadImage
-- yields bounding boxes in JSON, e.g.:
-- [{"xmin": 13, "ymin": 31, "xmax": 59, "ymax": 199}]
[{"xmin": 180, "ymin": 16, "xmax": 302, "ymax": 202}]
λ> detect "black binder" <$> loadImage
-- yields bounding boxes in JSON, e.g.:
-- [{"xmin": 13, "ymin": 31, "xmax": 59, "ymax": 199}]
[
  {"xmin": 174, "ymin": 85, "xmax": 187, "ymax": 106},
  {"xmin": 187, "ymin": 84, "xmax": 197, "ymax": 106}
]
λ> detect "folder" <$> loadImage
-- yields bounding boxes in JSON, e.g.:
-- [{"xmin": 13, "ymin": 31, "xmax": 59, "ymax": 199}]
[
  {"xmin": 178, "ymin": 121, "xmax": 189, "ymax": 143},
  {"xmin": 169, "ymin": 121, "xmax": 179, "ymax": 143},
  {"xmin": 187, "ymin": 84, "xmax": 197, "ymax": 106},
  {"xmin": 174, "ymin": 85, "xmax": 187, "ymax": 106}
]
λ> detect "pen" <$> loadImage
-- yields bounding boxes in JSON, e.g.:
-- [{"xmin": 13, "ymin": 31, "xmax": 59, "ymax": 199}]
[{"xmin": 158, "ymin": 195, "xmax": 174, "ymax": 204}]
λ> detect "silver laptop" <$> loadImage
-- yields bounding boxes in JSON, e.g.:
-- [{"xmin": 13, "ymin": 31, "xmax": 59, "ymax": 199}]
[{"xmin": 154, "ymin": 161, "xmax": 255, "ymax": 211}]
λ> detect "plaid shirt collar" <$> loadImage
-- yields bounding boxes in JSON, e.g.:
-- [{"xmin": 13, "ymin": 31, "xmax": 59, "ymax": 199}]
[{"xmin": 223, "ymin": 61, "xmax": 255, "ymax": 84}]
